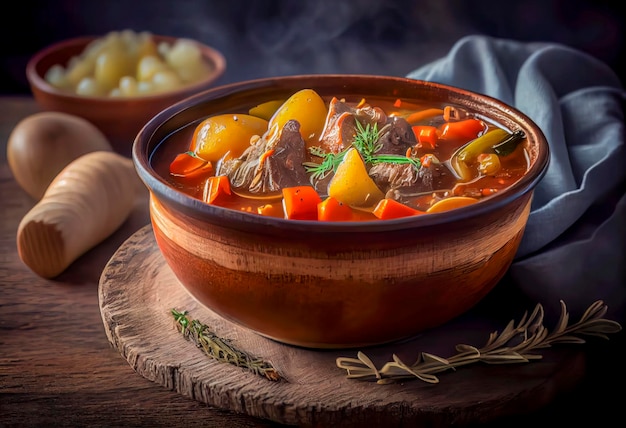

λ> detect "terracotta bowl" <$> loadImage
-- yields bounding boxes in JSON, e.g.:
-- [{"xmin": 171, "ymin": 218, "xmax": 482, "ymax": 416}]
[
  {"xmin": 133, "ymin": 75, "xmax": 550, "ymax": 349},
  {"xmin": 26, "ymin": 34, "xmax": 226, "ymax": 156}
]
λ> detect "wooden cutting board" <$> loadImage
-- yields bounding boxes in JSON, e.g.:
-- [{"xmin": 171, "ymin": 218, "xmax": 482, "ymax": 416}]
[{"xmin": 98, "ymin": 225, "xmax": 586, "ymax": 427}]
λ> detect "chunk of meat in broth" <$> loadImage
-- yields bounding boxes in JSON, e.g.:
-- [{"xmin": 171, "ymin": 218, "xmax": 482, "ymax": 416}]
[
  {"xmin": 219, "ymin": 119, "xmax": 310, "ymax": 195},
  {"xmin": 377, "ymin": 115, "xmax": 419, "ymax": 155},
  {"xmin": 312, "ymin": 97, "xmax": 426, "ymax": 194},
  {"xmin": 317, "ymin": 97, "xmax": 417, "ymax": 156},
  {"xmin": 370, "ymin": 161, "xmax": 457, "ymax": 206}
]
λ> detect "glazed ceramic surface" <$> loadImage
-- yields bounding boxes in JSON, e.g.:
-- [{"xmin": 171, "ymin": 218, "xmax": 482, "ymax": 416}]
[
  {"xmin": 133, "ymin": 75, "xmax": 549, "ymax": 348},
  {"xmin": 27, "ymin": 35, "xmax": 226, "ymax": 156}
]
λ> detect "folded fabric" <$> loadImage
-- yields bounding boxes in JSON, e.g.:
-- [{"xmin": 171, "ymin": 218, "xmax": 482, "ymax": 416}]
[{"xmin": 407, "ymin": 35, "xmax": 626, "ymax": 321}]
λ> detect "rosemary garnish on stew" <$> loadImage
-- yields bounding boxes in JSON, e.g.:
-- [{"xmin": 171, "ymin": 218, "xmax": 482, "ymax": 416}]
[
  {"xmin": 304, "ymin": 119, "xmax": 421, "ymax": 181},
  {"xmin": 171, "ymin": 309, "xmax": 282, "ymax": 381},
  {"xmin": 305, "ymin": 146, "xmax": 347, "ymax": 181},
  {"xmin": 336, "ymin": 300, "xmax": 622, "ymax": 384}
]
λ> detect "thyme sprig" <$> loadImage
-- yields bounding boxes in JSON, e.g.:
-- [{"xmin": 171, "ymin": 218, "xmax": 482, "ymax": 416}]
[
  {"xmin": 304, "ymin": 119, "xmax": 421, "ymax": 181},
  {"xmin": 171, "ymin": 309, "xmax": 282, "ymax": 381},
  {"xmin": 336, "ymin": 300, "xmax": 622, "ymax": 385}
]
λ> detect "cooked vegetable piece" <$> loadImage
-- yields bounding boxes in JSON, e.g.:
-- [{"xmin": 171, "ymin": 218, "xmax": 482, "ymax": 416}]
[
  {"xmin": 192, "ymin": 114, "xmax": 268, "ymax": 162},
  {"xmin": 282, "ymin": 185, "xmax": 322, "ymax": 220},
  {"xmin": 427, "ymin": 196, "xmax": 478, "ymax": 213},
  {"xmin": 327, "ymin": 148, "xmax": 385, "ymax": 208},
  {"xmin": 169, "ymin": 151, "xmax": 213, "ymax": 180},
  {"xmin": 477, "ymin": 153, "xmax": 501, "ymax": 175},
  {"xmin": 318, "ymin": 197, "xmax": 354, "ymax": 221},
  {"xmin": 350, "ymin": 209, "xmax": 378, "ymax": 221},
  {"xmin": 404, "ymin": 108, "xmax": 444, "ymax": 124},
  {"xmin": 412, "ymin": 125, "xmax": 439, "ymax": 149},
  {"xmin": 249, "ymin": 99, "xmax": 285, "ymax": 121},
  {"xmin": 439, "ymin": 118, "xmax": 486, "ymax": 141},
  {"xmin": 95, "ymin": 48, "xmax": 135, "ymax": 92},
  {"xmin": 449, "ymin": 155, "xmax": 473, "ymax": 182},
  {"xmin": 492, "ymin": 130, "xmax": 526, "ymax": 156},
  {"xmin": 203, "ymin": 175, "xmax": 231, "ymax": 204},
  {"xmin": 268, "ymin": 89, "xmax": 327, "ymax": 148},
  {"xmin": 450, "ymin": 128, "xmax": 510, "ymax": 180},
  {"xmin": 454, "ymin": 128, "xmax": 509, "ymax": 162},
  {"xmin": 373, "ymin": 198, "xmax": 423, "ymax": 220}
]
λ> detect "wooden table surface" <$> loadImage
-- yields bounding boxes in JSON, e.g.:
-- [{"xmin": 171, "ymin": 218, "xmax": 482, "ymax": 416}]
[{"xmin": 1, "ymin": 96, "xmax": 624, "ymax": 427}]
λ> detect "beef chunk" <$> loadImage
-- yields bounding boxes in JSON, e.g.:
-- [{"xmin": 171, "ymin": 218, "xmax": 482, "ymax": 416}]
[
  {"xmin": 317, "ymin": 97, "xmax": 415, "ymax": 156},
  {"xmin": 376, "ymin": 116, "xmax": 417, "ymax": 156},
  {"xmin": 317, "ymin": 98, "xmax": 357, "ymax": 154},
  {"xmin": 221, "ymin": 119, "xmax": 310, "ymax": 194},
  {"xmin": 369, "ymin": 161, "xmax": 457, "ymax": 195}
]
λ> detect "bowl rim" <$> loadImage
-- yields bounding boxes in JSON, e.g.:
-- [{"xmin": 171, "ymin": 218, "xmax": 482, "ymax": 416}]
[
  {"xmin": 133, "ymin": 74, "xmax": 550, "ymax": 233},
  {"xmin": 26, "ymin": 33, "xmax": 227, "ymax": 103}
]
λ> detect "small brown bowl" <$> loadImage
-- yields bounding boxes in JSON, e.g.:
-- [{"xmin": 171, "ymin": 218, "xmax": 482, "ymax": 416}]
[
  {"xmin": 133, "ymin": 75, "xmax": 549, "ymax": 349},
  {"xmin": 26, "ymin": 34, "xmax": 226, "ymax": 156}
]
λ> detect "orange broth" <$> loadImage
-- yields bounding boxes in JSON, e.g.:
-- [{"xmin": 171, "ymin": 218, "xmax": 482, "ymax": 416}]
[{"xmin": 152, "ymin": 94, "xmax": 529, "ymax": 221}]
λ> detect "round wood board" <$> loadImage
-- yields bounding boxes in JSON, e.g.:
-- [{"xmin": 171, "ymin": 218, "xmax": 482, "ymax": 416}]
[{"xmin": 99, "ymin": 225, "xmax": 585, "ymax": 427}]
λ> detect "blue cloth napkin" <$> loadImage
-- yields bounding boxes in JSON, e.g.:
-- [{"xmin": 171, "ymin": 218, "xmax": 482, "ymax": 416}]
[{"xmin": 407, "ymin": 35, "xmax": 626, "ymax": 321}]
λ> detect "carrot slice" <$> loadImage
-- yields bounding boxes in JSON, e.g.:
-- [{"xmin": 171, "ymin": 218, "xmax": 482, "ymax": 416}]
[
  {"xmin": 169, "ymin": 152, "xmax": 213, "ymax": 179},
  {"xmin": 405, "ymin": 108, "xmax": 444, "ymax": 124},
  {"xmin": 372, "ymin": 198, "xmax": 423, "ymax": 220},
  {"xmin": 318, "ymin": 197, "xmax": 354, "ymax": 221},
  {"xmin": 203, "ymin": 175, "xmax": 232, "ymax": 204},
  {"xmin": 439, "ymin": 118, "xmax": 486, "ymax": 141},
  {"xmin": 282, "ymin": 185, "xmax": 322, "ymax": 220},
  {"xmin": 412, "ymin": 125, "xmax": 439, "ymax": 149}
]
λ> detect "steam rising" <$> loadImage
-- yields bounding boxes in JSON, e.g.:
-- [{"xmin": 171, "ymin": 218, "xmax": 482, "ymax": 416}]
[{"xmin": 4, "ymin": 0, "xmax": 623, "ymax": 93}]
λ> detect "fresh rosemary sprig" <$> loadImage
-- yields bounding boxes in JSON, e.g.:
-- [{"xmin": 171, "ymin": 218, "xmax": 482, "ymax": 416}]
[
  {"xmin": 352, "ymin": 119, "xmax": 382, "ymax": 161},
  {"xmin": 336, "ymin": 300, "xmax": 622, "ymax": 385},
  {"xmin": 303, "ymin": 146, "xmax": 349, "ymax": 181},
  {"xmin": 171, "ymin": 309, "xmax": 282, "ymax": 382},
  {"xmin": 354, "ymin": 121, "xmax": 422, "ymax": 169},
  {"xmin": 304, "ymin": 119, "xmax": 421, "ymax": 180}
]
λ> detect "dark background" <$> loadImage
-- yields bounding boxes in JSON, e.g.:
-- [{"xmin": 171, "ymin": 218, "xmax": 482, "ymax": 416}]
[{"xmin": 1, "ymin": 0, "xmax": 624, "ymax": 94}]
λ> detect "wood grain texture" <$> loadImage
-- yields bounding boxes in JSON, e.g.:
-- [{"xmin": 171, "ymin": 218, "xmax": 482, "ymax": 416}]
[
  {"xmin": 99, "ymin": 224, "xmax": 597, "ymax": 427},
  {"xmin": 1, "ymin": 97, "xmax": 625, "ymax": 428}
]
